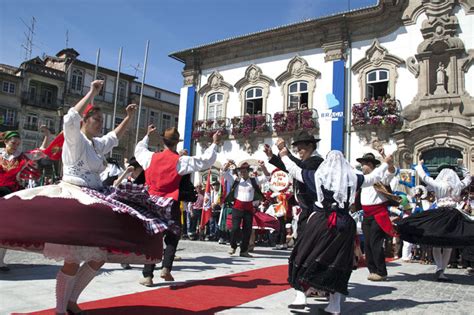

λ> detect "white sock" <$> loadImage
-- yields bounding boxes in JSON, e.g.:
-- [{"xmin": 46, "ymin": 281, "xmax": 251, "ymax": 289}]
[
  {"xmin": 69, "ymin": 263, "xmax": 98, "ymax": 303},
  {"xmin": 56, "ymin": 271, "xmax": 76, "ymax": 314},
  {"xmin": 433, "ymin": 247, "xmax": 443, "ymax": 272},
  {"xmin": 0, "ymin": 248, "xmax": 7, "ymax": 267},
  {"xmin": 324, "ymin": 292, "xmax": 342, "ymax": 314},
  {"xmin": 291, "ymin": 289, "xmax": 307, "ymax": 305}
]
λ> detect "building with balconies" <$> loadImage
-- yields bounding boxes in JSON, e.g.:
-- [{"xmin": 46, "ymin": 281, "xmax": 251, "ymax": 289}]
[
  {"xmin": 170, "ymin": 0, "xmax": 474, "ymax": 177},
  {"xmin": 0, "ymin": 64, "xmax": 22, "ymax": 133}
]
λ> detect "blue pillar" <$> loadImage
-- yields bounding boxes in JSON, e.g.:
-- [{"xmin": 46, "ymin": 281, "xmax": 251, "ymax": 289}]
[
  {"xmin": 183, "ymin": 86, "xmax": 196, "ymax": 152},
  {"xmin": 331, "ymin": 60, "xmax": 346, "ymax": 152}
]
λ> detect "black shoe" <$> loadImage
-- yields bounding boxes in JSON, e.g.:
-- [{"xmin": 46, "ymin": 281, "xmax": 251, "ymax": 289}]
[
  {"xmin": 288, "ymin": 304, "xmax": 307, "ymax": 310},
  {"xmin": 0, "ymin": 266, "xmax": 10, "ymax": 272}
]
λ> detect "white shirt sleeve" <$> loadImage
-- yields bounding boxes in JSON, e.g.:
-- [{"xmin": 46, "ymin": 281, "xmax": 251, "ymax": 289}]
[
  {"xmin": 177, "ymin": 143, "xmax": 218, "ymax": 175},
  {"xmin": 256, "ymin": 174, "xmax": 269, "ymax": 185},
  {"xmin": 381, "ymin": 167, "xmax": 396, "ymax": 186},
  {"xmin": 460, "ymin": 167, "xmax": 472, "ymax": 189},
  {"xmin": 361, "ymin": 163, "xmax": 389, "ymax": 187},
  {"xmin": 93, "ymin": 131, "xmax": 118, "ymax": 155},
  {"xmin": 134, "ymin": 135, "xmax": 153, "ymax": 171},
  {"xmin": 63, "ymin": 108, "xmax": 84, "ymax": 149},
  {"xmin": 415, "ymin": 164, "xmax": 439, "ymax": 188},
  {"xmin": 281, "ymin": 155, "xmax": 304, "ymax": 183}
]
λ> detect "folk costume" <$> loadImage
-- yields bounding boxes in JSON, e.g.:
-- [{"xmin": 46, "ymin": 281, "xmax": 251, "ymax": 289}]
[
  {"xmin": 135, "ymin": 128, "xmax": 218, "ymax": 283},
  {"xmin": 357, "ymin": 153, "xmax": 396, "ymax": 280},
  {"xmin": 397, "ymin": 164, "xmax": 473, "ymax": 281},
  {"xmin": 283, "ymin": 150, "xmax": 389, "ymax": 314},
  {"xmin": 223, "ymin": 162, "xmax": 269, "ymax": 257}
]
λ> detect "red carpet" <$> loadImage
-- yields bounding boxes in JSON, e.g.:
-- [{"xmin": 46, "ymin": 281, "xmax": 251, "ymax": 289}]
[{"xmin": 24, "ymin": 265, "xmax": 290, "ymax": 315}]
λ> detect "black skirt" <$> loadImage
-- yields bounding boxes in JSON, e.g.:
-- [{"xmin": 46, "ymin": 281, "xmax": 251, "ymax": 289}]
[
  {"xmin": 288, "ymin": 210, "xmax": 356, "ymax": 295},
  {"xmin": 397, "ymin": 207, "xmax": 474, "ymax": 248}
]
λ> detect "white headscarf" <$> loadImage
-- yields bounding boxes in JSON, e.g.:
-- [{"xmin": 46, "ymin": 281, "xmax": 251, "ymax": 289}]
[
  {"xmin": 436, "ymin": 168, "xmax": 464, "ymax": 198},
  {"xmin": 314, "ymin": 150, "xmax": 358, "ymax": 208}
]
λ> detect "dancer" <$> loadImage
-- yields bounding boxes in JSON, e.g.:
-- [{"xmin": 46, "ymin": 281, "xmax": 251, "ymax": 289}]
[
  {"xmin": 135, "ymin": 124, "xmax": 222, "ymax": 286},
  {"xmin": 357, "ymin": 151, "xmax": 396, "ymax": 281},
  {"xmin": 397, "ymin": 161, "xmax": 473, "ymax": 282},
  {"xmin": 0, "ymin": 128, "xmax": 51, "ymax": 271},
  {"xmin": 281, "ymin": 149, "xmax": 393, "ymax": 314},
  {"xmin": 0, "ymin": 80, "xmax": 167, "ymax": 315},
  {"xmin": 223, "ymin": 160, "xmax": 270, "ymax": 258}
]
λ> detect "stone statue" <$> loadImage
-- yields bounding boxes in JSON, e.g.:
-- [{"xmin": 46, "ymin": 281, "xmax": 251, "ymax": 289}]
[{"xmin": 436, "ymin": 62, "xmax": 445, "ymax": 85}]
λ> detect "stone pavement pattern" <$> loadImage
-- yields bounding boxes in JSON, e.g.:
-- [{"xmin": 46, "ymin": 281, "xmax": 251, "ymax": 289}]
[{"xmin": 1, "ymin": 240, "xmax": 473, "ymax": 315}]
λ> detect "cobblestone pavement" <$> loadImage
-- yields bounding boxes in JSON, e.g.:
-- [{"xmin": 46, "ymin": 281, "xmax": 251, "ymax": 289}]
[{"xmin": 1, "ymin": 241, "xmax": 473, "ymax": 315}]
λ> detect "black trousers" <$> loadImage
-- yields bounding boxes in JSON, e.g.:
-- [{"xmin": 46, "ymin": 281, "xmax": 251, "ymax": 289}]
[
  {"xmin": 362, "ymin": 216, "xmax": 387, "ymax": 276},
  {"xmin": 230, "ymin": 208, "xmax": 253, "ymax": 253},
  {"xmin": 142, "ymin": 230, "xmax": 180, "ymax": 278}
]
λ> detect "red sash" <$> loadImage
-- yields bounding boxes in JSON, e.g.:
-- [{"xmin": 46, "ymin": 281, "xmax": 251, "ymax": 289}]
[
  {"xmin": 362, "ymin": 203, "xmax": 396, "ymax": 237},
  {"xmin": 234, "ymin": 199, "xmax": 254, "ymax": 212}
]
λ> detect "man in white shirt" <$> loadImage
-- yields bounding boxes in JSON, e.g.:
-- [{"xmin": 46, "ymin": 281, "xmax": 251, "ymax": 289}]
[
  {"xmin": 222, "ymin": 161, "xmax": 269, "ymax": 258},
  {"xmin": 358, "ymin": 151, "xmax": 396, "ymax": 281}
]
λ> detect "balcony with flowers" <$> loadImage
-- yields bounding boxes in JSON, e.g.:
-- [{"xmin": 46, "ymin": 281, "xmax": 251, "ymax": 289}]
[
  {"xmin": 351, "ymin": 97, "xmax": 403, "ymax": 142},
  {"xmin": 230, "ymin": 113, "xmax": 272, "ymax": 139},
  {"xmin": 192, "ymin": 117, "xmax": 230, "ymax": 145},
  {"xmin": 272, "ymin": 108, "xmax": 319, "ymax": 135}
]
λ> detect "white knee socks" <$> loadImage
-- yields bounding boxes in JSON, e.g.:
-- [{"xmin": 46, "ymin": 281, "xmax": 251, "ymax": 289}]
[
  {"xmin": 433, "ymin": 247, "xmax": 452, "ymax": 274},
  {"xmin": 56, "ymin": 271, "xmax": 76, "ymax": 314},
  {"xmin": 291, "ymin": 289, "xmax": 307, "ymax": 305},
  {"xmin": 325, "ymin": 292, "xmax": 342, "ymax": 314},
  {"xmin": 69, "ymin": 263, "xmax": 98, "ymax": 303},
  {"xmin": 0, "ymin": 248, "xmax": 7, "ymax": 267}
]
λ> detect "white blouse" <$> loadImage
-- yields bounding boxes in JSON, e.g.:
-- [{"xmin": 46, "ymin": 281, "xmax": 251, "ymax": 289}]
[
  {"xmin": 416, "ymin": 164, "xmax": 471, "ymax": 200},
  {"xmin": 62, "ymin": 108, "xmax": 118, "ymax": 189}
]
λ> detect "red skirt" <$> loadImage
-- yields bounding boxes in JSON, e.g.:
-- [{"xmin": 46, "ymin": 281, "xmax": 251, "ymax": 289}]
[{"xmin": 0, "ymin": 182, "xmax": 165, "ymax": 263}]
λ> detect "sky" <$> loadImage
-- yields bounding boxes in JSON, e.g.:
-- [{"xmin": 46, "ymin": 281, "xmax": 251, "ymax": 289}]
[{"xmin": 1, "ymin": 0, "xmax": 377, "ymax": 94}]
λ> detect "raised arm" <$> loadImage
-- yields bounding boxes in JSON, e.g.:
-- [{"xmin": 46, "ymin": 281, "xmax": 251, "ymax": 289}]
[
  {"xmin": 177, "ymin": 131, "xmax": 222, "ymax": 175},
  {"xmin": 280, "ymin": 148, "xmax": 304, "ymax": 183},
  {"xmin": 415, "ymin": 160, "xmax": 440, "ymax": 188},
  {"xmin": 361, "ymin": 154, "xmax": 393, "ymax": 187},
  {"xmin": 73, "ymin": 80, "xmax": 103, "ymax": 114},
  {"xmin": 134, "ymin": 125, "xmax": 156, "ymax": 171},
  {"xmin": 113, "ymin": 103, "xmax": 137, "ymax": 139}
]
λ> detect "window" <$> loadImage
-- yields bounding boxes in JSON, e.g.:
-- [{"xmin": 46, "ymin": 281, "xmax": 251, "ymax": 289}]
[
  {"xmin": 135, "ymin": 85, "xmax": 141, "ymax": 94},
  {"xmin": 245, "ymin": 87, "xmax": 263, "ymax": 115},
  {"xmin": 71, "ymin": 69, "xmax": 83, "ymax": 91},
  {"xmin": 149, "ymin": 110, "xmax": 160, "ymax": 126},
  {"xmin": 118, "ymin": 81, "xmax": 127, "ymax": 103},
  {"xmin": 288, "ymin": 81, "xmax": 308, "ymax": 110},
  {"xmin": 2, "ymin": 81, "xmax": 16, "ymax": 94},
  {"xmin": 43, "ymin": 117, "xmax": 55, "ymax": 131},
  {"xmin": 29, "ymin": 85, "xmax": 37, "ymax": 102},
  {"xmin": 175, "ymin": 117, "xmax": 178, "ymax": 127},
  {"xmin": 112, "ymin": 153, "xmax": 123, "ymax": 164},
  {"xmin": 138, "ymin": 108, "xmax": 147, "ymax": 128},
  {"xmin": 4, "ymin": 109, "xmax": 16, "ymax": 126},
  {"xmin": 207, "ymin": 93, "xmax": 223, "ymax": 120},
  {"xmin": 155, "ymin": 91, "xmax": 161, "ymax": 99},
  {"xmin": 366, "ymin": 69, "xmax": 389, "ymax": 100},
  {"xmin": 162, "ymin": 113, "xmax": 172, "ymax": 132},
  {"xmin": 96, "ymin": 74, "xmax": 106, "ymax": 97},
  {"xmin": 24, "ymin": 114, "xmax": 38, "ymax": 131},
  {"xmin": 102, "ymin": 113, "xmax": 112, "ymax": 134},
  {"xmin": 41, "ymin": 89, "xmax": 54, "ymax": 105}
]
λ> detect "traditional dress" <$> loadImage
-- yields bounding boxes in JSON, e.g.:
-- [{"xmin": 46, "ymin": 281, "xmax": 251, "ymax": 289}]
[
  {"xmin": 282, "ymin": 151, "xmax": 388, "ymax": 313},
  {"xmin": 0, "ymin": 148, "xmax": 30, "ymax": 196},
  {"xmin": 0, "ymin": 108, "xmax": 166, "ymax": 264}
]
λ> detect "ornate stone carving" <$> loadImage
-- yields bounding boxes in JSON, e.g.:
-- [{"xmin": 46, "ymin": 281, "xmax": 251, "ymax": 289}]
[
  {"xmin": 234, "ymin": 65, "xmax": 274, "ymax": 114},
  {"xmin": 406, "ymin": 56, "xmax": 420, "ymax": 78},
  {"xmin": 199, "ymin": 71, "xmax": 233, "ymax": 118},
  {"xmin": 276, "ymin": 56, "xmax": 320, "ymax": 110},
  {"xmin": 352, "ymin": 39, "xmax": 404, "ymax": 101}
]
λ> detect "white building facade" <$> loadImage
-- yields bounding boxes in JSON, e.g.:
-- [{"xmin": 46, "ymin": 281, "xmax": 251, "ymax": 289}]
[{"xmin": 170, "ymin": 0, "xmax": 474, "ymax": 176}]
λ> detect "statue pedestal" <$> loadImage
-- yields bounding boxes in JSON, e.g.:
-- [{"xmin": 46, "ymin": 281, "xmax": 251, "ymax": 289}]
[{"xmin": 434, "ymin": 83, "xmax": 446, "ymax": 95}]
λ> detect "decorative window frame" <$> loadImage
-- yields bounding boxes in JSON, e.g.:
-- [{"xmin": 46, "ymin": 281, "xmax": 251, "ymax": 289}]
[
  {"xmin": 234, "ymin": 64, "xmax": 273, "ymax": 115},
  {"xmin": 352, "ymin": 39, "xmax": 404, "ymax": 101},
  {"xmin": 276, "ymin": 56, "xmax": 320, "ymax": 111},
  {"xmin": 199, "ymin": 71, "xmax": 233, "ymax": 119}
]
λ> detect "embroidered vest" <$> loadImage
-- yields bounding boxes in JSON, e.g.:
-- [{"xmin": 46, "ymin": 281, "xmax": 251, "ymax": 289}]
[{"xmin": 225, "ymin": 177, "xmax": 263, "ymax": 204}]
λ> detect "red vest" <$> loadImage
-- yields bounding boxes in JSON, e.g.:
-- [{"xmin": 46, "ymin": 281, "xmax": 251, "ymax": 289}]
[
  {"xmin": 145, "ymin": 149, "xmax": 182, "ymax": 201},
  {"xmin": 0, "ymin": 153, "xmax": 27, "ymax": 192}
]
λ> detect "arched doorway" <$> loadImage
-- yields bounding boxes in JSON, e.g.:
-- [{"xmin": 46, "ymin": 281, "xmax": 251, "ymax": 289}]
[{"xmin": 420, "ymin": 148, "xmax": 462, "ymax": 177}]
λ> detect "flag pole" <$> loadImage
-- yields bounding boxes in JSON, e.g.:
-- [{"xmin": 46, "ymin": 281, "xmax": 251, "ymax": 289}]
[
  {"xmin": 92, "ymin": 48, "xmax": 100, "ymax": 105},
  {"xmin": 110, "ymin": 47, "xmax": 123, "ymax": 157},
  {"xmin": 135, "ymin": 40, "xmax": 150, "ymax": 145}
]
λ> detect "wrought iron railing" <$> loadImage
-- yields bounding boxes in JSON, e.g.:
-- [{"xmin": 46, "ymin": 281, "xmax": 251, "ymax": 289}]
[
  {"xmin": 23, "ymin": 123, "xmax": 38, "ymax": 131},
  {"xmin": 272, "ymin": 108, "xmax": 319, "ymax": 134},
  {"xmin": 67, "ymin": 83, "xmax": 128, "ymax": 106},
  {"xmin": 22, "ymin": 92, "xmax": 63, "ymax": 110}
]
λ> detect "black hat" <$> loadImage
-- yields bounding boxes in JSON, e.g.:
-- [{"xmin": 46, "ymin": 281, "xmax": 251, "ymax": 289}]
[
  {"xmin": 237, "ymin": 162, "xmax": 251, "ymax": 170},
  {"xmin": 356, "ymin": 153, "xmax": 381, "ymax": 167},
  {"xmin": 211, "ymin": 181, "xmax": 220, "ymax": 186},
  {"xmin": 106, "ymin": 157, "xmax": 119, "ymax": 165},
  {"xmin": 291, "ymin": 130, "xmax": 321, "ymax": 146},
  {"xmin": 436, "ymin": 164, "xmax": 457, "ymax": 173}
]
